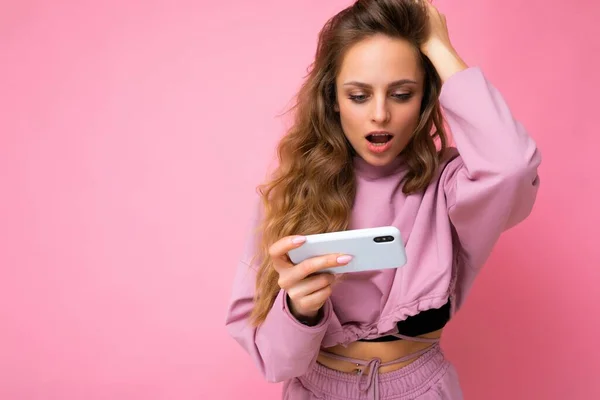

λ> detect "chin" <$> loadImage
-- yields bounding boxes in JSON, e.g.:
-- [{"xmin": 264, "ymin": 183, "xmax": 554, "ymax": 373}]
[{"xmin": 360, "ymin": 149, "xmax": 403, "ymax": 166}]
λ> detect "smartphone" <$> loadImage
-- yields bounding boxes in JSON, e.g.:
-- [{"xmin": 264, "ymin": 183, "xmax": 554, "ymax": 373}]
[{"xmin": 287, "ymin": 226, "xmax": 407, "ymax": 274}]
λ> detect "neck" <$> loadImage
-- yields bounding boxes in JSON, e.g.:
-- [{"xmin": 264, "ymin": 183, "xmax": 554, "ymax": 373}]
[{"xmin": 353, "ymin": 153, "xmax": 406, "ymax": 180}]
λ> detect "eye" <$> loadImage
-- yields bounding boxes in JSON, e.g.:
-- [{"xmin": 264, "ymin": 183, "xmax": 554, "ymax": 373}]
[
  {"xmin": 348, "ymin": 94, "xmax": 368, "ymax": 103},
  {"xmin": 393, "ymin": 93, "xmax": 412, "ymax": 101}
]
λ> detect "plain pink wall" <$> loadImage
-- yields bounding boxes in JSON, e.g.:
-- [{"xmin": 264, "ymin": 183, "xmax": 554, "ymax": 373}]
[{"xmin": 1, "ymin": 0, "xmax": 598, "ymax": 399}]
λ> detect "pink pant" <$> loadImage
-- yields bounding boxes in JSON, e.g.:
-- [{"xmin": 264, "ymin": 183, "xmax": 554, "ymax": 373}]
[{"xmin": 282, "ymin": 344, "xmax": 463, "ymax": 400}]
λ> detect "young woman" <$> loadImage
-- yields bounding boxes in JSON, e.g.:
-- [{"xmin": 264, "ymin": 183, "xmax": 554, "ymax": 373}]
[{"xmin": 225, "ymin": 0, "xmax": 541, "ymax": 398}]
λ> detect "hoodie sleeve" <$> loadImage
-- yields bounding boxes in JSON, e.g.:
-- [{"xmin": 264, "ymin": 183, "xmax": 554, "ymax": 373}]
[
  {"xmin": 224, "ymin": 197, "xmax": 333, "ymax": 382},
  {"xmin": 439, "ymin": 66, "xmax": 542, "ymax": 270}
]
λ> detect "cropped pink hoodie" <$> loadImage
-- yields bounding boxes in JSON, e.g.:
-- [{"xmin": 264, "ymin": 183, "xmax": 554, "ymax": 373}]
[{"xmin": 225, "ymin": 66, "xmax": 541, "ymax": 382}]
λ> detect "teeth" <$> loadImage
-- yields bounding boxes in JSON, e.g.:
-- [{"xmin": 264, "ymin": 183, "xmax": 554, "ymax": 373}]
[{"xmin": 367, "ymin": 133, "xmax": 392, "ymax": 145}]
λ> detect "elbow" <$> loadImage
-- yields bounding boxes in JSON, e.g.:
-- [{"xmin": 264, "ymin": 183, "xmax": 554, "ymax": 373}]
[
  {"xmin": 264, "ymin": 370, "xmax": 288, "ymax": 384},
  {"xmin": 479, "ymin": 146, "xmax": 541, "ymax": 231},
  {"xmin": 502, "ymin": 159, "xmax": 540, "ymax": 189},
  {"xmin": 224, "ymin": 321, "xmax": 306, "ymax": 384},
  {"xmin": 502, "ymin": 162, "xmax": 541, "ymax": 230},
  {"xmin": 256, "ymin": 336, "xmax": 316, "ymax": 383},
  {"xmin": 263, "ymin": 363, "xmax": 308, "ymax": 383},
  {"xmin": 506, "ymin": 138, "xmax": 541, "ymax": 178}
]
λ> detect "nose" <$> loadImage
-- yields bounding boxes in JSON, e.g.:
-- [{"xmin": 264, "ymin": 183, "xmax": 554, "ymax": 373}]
[{"xmin": 371, "ymin": 96, "xmax": 390, "ymax": 124}]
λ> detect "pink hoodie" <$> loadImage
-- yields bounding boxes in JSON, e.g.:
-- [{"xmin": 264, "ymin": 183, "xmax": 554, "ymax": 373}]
[{"xmin": 224, "ymin": 66, "xmax": 541, "ymax": 383}]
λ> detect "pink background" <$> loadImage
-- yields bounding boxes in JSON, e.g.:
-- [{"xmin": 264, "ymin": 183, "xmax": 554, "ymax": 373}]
[{"xmin": 1, "ymin": 0, "xmax": 598, "ymax": 399}]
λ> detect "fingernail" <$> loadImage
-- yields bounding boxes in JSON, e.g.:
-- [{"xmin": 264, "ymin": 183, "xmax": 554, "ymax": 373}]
[
  {"xmin": 337, "ymin": 255, "xmax": 353, "ymax": 264},
  {"xmin": 292, "ymin": 236, "xmax": 306, "ymax": 244}
]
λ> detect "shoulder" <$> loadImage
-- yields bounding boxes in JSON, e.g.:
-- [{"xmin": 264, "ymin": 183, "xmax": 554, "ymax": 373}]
[
  {"xmin": 439, "ymin": 146, "xmax": 460, "ymax": 166},
  {"xmin": 418, "ymin": 147, "xmax": 463, "ymax": 200}
]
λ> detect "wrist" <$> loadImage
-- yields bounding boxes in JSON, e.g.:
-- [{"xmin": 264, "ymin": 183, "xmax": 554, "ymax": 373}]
[
  {"xmin": 287, "ymin": 295, "xmax": 323, "ymax": 326},
  {"xmin": 422, "ymin": 40, "xmax": 468, "ymax": 83}
]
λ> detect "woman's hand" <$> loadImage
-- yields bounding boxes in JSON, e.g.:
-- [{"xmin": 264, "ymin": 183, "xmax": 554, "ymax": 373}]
[
  {"xmin": 419, "ymin": 0, "xmax": 469, "ymax": 83},
  {"xmin": 269, "ymin": 235, "xmax": 351, "ymax": 324}
]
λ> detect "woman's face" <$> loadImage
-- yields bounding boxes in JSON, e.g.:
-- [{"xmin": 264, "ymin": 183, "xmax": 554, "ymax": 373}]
[{"xmin": 335, "ymin": 34, "xmax": 425, "ymax": 167}]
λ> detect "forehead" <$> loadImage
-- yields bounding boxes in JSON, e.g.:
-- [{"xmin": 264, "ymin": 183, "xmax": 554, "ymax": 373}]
[{"xmin": 337, "ymin": 34, "xmax": 422, "ymax": 85}]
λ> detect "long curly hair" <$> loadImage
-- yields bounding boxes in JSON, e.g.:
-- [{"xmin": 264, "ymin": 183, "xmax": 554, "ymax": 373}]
[{"xmin": 249, "ymin": 0, "xmax": 448, "ymax": 326}]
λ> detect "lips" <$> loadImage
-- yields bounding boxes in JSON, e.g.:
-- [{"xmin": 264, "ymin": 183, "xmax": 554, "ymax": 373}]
[
  {"xmin": 366, "ymin": 131, "xmax": 394, "ymax": 144},
  {"xmin": 365, "ymin": 131, "xmax": 394, "ymax": 154}
]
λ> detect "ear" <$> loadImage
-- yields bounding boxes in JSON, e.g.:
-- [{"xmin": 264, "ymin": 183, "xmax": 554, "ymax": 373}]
[{"xmin": 334, "ymin": 102, "xmax": 340, "ymax": 112}]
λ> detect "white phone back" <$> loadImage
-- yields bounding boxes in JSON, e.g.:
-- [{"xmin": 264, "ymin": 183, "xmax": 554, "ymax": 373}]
[{"xmin": 287, "ymin": 226, "xmax": 407, "ymax": 274}]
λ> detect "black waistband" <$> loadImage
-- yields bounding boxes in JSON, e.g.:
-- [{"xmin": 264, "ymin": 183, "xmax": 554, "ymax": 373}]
[{"xmin": 358, "ymin": 300, "xmax": 451, "ymax": 342}]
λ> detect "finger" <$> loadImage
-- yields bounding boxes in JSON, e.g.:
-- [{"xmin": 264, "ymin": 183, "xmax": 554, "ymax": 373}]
[
  {"xmin": 289, "ymin": 253, "xmax": 352, "ymax": 283},
  {"xmin": 291, "ymin": 284, "xmax": 333, "ymax": 314},
  {"xmin": 269, "ymin": 235, "xmax": 306, "ymax": 272},
  {"xmin": 286, "ymin": 273, "xmax": 336, "ymax": 300}
]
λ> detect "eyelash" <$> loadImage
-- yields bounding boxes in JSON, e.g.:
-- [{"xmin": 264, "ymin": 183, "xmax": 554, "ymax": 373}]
[{"xmin": 348, "ymin": 93, "xmax": 412, "ymax": 103}]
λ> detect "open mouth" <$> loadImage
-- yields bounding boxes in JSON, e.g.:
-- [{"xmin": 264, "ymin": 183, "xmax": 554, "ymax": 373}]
[{"xmin": 366, "ymin": 133, "xmax": 393, "ymax": 145}]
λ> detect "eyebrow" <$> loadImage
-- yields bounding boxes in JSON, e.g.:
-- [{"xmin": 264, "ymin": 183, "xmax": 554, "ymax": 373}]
[{"xmin": 343, "ymin": 79, "xmax": 418, "ymax": 88}]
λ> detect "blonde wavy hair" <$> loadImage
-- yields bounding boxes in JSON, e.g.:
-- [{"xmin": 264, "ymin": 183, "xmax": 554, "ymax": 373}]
[{"xmin": 250, "ymin": 0, "xmax": 448, "ymax": 326}]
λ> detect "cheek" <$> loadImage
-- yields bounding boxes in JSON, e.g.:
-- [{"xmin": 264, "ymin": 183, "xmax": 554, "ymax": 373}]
[
  {"xmin": 392, "ymin": 103, "xmax": 422, "ymax": 131},
  {"xmin": 339, "ymin": 106, "xmax": 367, "ymax": 137}
]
